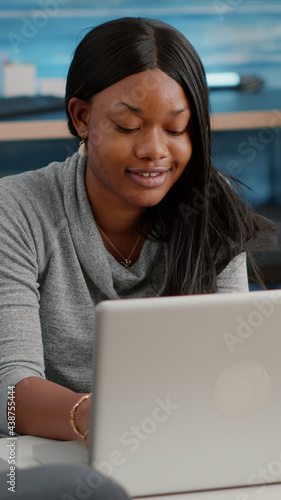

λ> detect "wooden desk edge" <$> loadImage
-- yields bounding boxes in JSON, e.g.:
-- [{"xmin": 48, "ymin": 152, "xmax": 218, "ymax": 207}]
[
  {"xmin": 211, "ymin": 109, "xmax": 281, "ymax": 132},
  {"xmin": 0, "ymin": 110, "xmax": 281, "ymax": 141}
]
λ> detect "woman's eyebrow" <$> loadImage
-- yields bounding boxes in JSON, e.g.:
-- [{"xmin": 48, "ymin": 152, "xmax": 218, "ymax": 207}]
[
  {"xmin": 119, "ymin": 102, "xmax": 142, "ymax": 113},
  {"xmin": 169, "ymin": 106, "xmax": 190, "ymax": 116},
  {"xmin": 119, "ymin": 101, "xmax": 190, "ymax": 116}
]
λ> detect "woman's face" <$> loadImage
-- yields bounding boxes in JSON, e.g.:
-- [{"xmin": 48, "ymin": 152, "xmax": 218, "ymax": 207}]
[{"xmin": 84, "ymin": 68, "xmax": 192, "ymax": 213}]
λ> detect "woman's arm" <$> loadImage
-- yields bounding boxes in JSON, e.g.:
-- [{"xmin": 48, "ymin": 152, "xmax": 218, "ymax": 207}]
[
  {"xmin": 0, "ymin": 177, "xmax": 90, "ymax": 439},
  {"xmin": 14, "ymin": 377, "xmax": 90, "ymax": 440}
]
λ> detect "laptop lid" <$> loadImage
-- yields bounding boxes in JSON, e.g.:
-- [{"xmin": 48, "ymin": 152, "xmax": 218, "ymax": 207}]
[{"xmin": 88, "ymin": 290, "xmax": 281, "ymax": 497}]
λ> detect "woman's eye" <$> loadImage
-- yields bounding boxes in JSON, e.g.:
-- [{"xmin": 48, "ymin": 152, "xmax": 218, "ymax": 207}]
[
  {"xmin": 115, "ymin": 123, "xmax": 139, "ymax": 133},
  {"xmin": 166, "ymin": 129, "xmax": 186, "ymax": 136},
  {"xmin": 114, "ymin": 122, "xmax": 187, "ymax": 135}
]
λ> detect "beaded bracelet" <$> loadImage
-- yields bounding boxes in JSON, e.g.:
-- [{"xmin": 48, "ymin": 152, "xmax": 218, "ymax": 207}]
[{"xmin": 70, "ymin": 393, "xmax": 92, "ymax": 439}]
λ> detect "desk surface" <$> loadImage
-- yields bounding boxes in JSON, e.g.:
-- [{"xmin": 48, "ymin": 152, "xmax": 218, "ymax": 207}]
[{"xmin": 1, "ymin": 436, "xmax": 281, "ymax": 500}]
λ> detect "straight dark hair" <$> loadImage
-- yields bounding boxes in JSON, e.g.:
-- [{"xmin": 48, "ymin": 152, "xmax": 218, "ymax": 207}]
[{"xmin": 65, "ymin": 17, "xmax": 275, "ymax": 295}]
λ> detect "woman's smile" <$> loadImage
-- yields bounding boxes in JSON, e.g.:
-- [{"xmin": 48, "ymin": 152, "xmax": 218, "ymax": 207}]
[{"xmin": 126, "ymin": 168, "xmax": 172, "ymax": 188}]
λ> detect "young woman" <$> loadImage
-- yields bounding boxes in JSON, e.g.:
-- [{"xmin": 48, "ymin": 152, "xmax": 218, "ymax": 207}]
[{"xmin": 0, "ymin": 17, "xmax": 274, "ymax": 441}]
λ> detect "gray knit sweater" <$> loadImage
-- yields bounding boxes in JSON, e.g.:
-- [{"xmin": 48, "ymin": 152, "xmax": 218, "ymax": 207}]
[{"xmin": 0, "ymin": 153, "xmax": 248, "ymax": 435}]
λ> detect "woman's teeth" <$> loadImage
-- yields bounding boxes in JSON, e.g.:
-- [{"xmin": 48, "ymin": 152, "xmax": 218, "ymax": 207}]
[{"xmin": 138, "ymin": 172, "xmax": 161, "ymax": 177}]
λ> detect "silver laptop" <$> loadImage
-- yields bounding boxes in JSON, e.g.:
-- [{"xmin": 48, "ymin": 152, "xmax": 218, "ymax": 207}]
[{"xmin": 33, "ymin": 290, "xmax": 281, "ymax": 498}]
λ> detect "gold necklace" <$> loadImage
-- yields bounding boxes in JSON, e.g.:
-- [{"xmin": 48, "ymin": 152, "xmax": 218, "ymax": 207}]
[{"xmin": 96, "ymin": 224, "xmax": 143, "ymax": 272}]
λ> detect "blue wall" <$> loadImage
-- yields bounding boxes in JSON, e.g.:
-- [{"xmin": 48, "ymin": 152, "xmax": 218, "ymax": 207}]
[{"xmin": 0, "ymin": 0, "xmax": 281, "ymax": 88}]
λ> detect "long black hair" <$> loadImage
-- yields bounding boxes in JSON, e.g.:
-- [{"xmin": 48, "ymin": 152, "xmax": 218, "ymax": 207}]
[{"xmin": 65, "ymin": 17, "xmax": 275, "ymax": 295}]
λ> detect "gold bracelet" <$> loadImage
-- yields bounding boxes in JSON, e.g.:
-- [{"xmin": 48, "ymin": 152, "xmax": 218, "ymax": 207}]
[{"xmin": 70, "ymin": 393, "xmax": 92, "ymax": 439}]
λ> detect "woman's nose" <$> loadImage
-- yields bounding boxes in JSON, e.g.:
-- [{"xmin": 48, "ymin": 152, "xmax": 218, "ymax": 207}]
[{"xmin": 134, "ymin": 127, "xmax": 169, "ymax": 161}]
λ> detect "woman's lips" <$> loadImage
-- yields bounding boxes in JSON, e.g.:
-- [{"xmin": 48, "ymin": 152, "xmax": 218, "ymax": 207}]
[{"xmin": 127, "ymin": 169, "xmax": 170, "ymax": 187}]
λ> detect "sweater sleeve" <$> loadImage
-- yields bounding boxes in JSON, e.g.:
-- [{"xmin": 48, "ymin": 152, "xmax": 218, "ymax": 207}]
[
  {"xmin": 0, "ymin": 180, "xmax": 45, "ymax": 436},
  {"xmin": 217, "ymin": 252, "xmax": 249, "ymax": 293}
]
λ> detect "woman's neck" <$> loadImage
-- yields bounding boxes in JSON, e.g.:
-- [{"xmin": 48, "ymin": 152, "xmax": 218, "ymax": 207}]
[
  {"xmin": 85, "ymin": 173, "xmax": 147, "ymax": 264},
  {"xmin": 85, "ymin": 173, "xmax": 146, "ymax": 236}
]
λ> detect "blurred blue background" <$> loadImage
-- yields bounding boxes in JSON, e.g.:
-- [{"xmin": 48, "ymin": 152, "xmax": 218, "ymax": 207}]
[{"xmin": 1, "ymin": 0, "xmax": 281, "ymax": 88}]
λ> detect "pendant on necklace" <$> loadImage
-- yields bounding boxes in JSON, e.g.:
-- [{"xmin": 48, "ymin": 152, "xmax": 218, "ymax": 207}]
[{"xmin": 121, "ymin": 259, "xmax": 133, "ymax": 271}]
